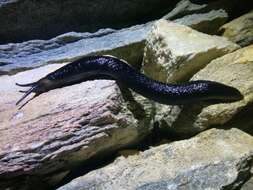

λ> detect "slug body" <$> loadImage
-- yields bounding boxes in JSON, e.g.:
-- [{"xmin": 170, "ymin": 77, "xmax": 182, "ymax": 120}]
[{"xmin": 16, "ymin": 55, "xmax": 243, "ymax": 107}]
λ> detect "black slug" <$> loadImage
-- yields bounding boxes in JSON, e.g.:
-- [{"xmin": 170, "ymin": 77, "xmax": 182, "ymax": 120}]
[{"xmin": 16, "ymin": 55, "xmax": 243, "ymax": 108}]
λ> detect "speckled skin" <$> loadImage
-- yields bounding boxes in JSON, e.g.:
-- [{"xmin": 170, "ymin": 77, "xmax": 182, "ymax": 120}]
[{"xmin": 16, "ymin": 55, "xmax": 243, "ymax": 107}]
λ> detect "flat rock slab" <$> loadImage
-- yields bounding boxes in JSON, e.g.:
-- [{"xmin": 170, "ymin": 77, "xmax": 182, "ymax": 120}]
[
  {"xmin": 159, "ymin": 45, "xmax": 253, "ymax": 135},
  {"xmin": 220, "ymin": 9, "xmax": 253, "ymax": 47},
  {"xmin": 0, "ymin": 64, "xmax": 153, "ymax": 188},
  {"xmin": 57, "ymin": 128, "xmax": 253, "ymax": 190},
  {"xmin": 142, "ymin": 19, "xmax": 239, "ymax": 83},
  {"xmin": 0, "ymin": 23, "xmax": 151, "ymax": 75}
]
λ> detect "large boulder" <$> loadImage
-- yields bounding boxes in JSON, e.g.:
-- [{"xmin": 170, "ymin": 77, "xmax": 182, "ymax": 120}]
[
  {"xmin": 220, "ymin": 10, "xmax": 253, "ymax": 47},
  {"xmin": 158, "ymin": 45, "xmax": 253, "ymax": 136},
  {"xmin": 0, "ymin": 64, "xmax": 153, "ymax": 189},
  {"xmin": 0, "ymin": 0, "xmax": 178, "ymax": 43},
  {"xmin": 0, "ymin": 23, "xmax": 152, "ymax": 75},
  {"xmin": 142, "ymin": 19, "xmax": 239, "ymax": 83},
  {"xmin": 57, "ymin": 128, "xmax": 253, "ymax": 190}
]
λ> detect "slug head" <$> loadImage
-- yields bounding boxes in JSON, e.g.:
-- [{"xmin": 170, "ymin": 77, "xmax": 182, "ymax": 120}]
[{"xmin": 16, "ymin": 78, "xmax": 51, "ymax": 109}]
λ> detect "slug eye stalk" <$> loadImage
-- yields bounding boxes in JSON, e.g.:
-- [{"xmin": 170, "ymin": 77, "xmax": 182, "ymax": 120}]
[{"xmin": 16, "ymin": 82, "xmax": 40, "ymax": 109}]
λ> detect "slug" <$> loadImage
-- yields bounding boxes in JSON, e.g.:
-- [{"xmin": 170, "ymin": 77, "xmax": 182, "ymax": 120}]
[{"xmin": 16, "ymin": 55, "xmax": 243, "ymax": 108}]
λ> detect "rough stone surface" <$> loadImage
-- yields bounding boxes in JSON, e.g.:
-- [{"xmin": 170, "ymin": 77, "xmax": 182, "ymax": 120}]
[
  {"xmin": 163, "ymin": 0, "xmax": 253, "ymax": 21},
  {"xmin": 241, "ymin": 177, "xmax": 253, "ymax": 190},
  {"xmin": 220, "ymin": 10, "xmax": 253, "ymax": 47},
  {"xmin": 142, "ymin": 19, "xmax": 239, "ymax": 83},
  {"xmin": 0, "ymin": 0, "xmax": 178, "ymax": 43},
  {"xmin": 175, "ymin": 9, "xmax": 228, "ymax": 34},
  {"xmin": 0, "ymin": 23, "xmax": 152, "ymax": 75},
  {"xmin": 57, "ymin": 128, "xmax": 253, "ymax": 190},
  {"xmin": 163, "ymin": 0, "xmax": 207, "ymax": 20},
  {"xmin": 158, "ymin": 45, "xmax": 253, "ymax": 136},
  {"xmin": 0, "ymin": 64, "xmax": 153, "ymax": 189}
]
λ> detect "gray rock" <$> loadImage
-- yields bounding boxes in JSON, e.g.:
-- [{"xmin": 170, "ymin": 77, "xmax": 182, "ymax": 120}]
[
  {"xmin": 163, "ymin": 0, "xmax": 209, "ymax": 20},
  {"xmin": 0, "ymin": 0, "xmax": 178, "ymax": 43},
  {"xmin": 142, "ymin": 19, "xmax": 239, "ymax": 83},
  {"xmin": 57, "ymin": 128, "xmax": 253, "ymax": 190},
  {"xmin": 220, "ymin": 10, "xmax": 253, "ymax": 47},
  {"xmin": 163, "ymin": 0, "xmax": 253, "ymax": 21},
  {"xmin": 174, "ymin": 9, "xmax": 228, "ymax": 34},
  {"xmin": 159, "ymin": 45, "xmax": 253, "ymax": 136},
  {"xmin": 0, "ymin": 64, "xmax": 154, "ymax": 188},
  {"xmin": 241, "ymin": 177, "xmax": 253, "ymax": 190},
  {"xmin": 0, "ymin": 23, "xmax": 151, "ymax": 75}
]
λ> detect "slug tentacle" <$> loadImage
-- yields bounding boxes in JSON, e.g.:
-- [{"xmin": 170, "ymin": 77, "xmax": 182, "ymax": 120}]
[
  {"xmin": 19, "ymin": 90, "xmax": 29, "ymax": 93},
  {"xmin": 16, "ymin": 84, "xmax": 41, "ymax": 109},
  {"xmin": 16, "ymin": 55, "xmax": 243, "ymax": 109},
  {"xmin": 16, "ymin": 93, "xmax": 41, "ymax": 110},
  {"xmin": 16, "ymin": 82, "xmax": 37, "ymax": 87}
]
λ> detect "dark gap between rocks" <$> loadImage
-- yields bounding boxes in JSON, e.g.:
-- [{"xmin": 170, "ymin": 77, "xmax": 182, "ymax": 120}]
[{"xmin": 0, "ymin": 0, "xmax": 179, "ymax": 44}]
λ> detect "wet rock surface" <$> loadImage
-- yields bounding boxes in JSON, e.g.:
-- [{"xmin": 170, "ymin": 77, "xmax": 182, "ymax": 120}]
[{"xmin": 57, "ymin": 128, "xmax": 253, "ymax": 190}]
